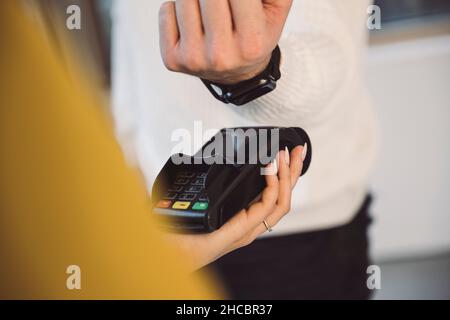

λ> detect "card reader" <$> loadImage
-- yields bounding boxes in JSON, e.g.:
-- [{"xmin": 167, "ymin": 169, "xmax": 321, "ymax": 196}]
[{"xmin": 151, "ymin": 127, "xmax": 312, "ymax": 233}]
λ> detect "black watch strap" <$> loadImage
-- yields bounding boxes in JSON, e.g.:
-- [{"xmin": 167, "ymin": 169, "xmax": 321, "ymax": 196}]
[{"xmin": 201, "ymin": 45, "xmax": 281, "ymax": 106}]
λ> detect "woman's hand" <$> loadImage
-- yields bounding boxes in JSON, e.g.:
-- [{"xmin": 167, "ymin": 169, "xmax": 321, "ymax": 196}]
[
  {"xmin": 165, "ymin": 145, "xmax": 305, "ymax": 271},
  {"xmin": 158, "ymin": 0, "xmax": 293, "ymax": 84}
]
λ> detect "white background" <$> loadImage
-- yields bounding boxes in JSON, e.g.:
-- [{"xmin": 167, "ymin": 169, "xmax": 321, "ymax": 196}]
[{"xmin": 367, "ymin": 31, "xmax": 450, "ymax": 261}]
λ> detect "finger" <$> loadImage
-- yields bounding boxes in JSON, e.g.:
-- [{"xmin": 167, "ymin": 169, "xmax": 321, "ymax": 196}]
[
  {"xmin": 261, "ymin": 0, "xmax": 293, "ymax": 42},
  {"xmin": 229, "ymin": 0, "xmax": 264, "ymax": 38},
  {"xmin": 289, "ymin": 145, "xmax": 304, "ymax": 188},
  {"xmin": 217, "ymin": 162, "xmax": 280, "ymax": 252},
  {"xmin": 159, "ymin": 1, "xmax": 180, "ymax": 69},
  {"xmin": 251, "ymin": 152, "xmax": 294, "ymax": 237},
  {"xmin": 262, "ymin": 0, "xmax": 293, "ymax": 12},
  {"xmin": 244, "ymin": 152, "xmax": 290, "ymax": 237},
  {"xmin": 214, "ymin": 162, "xmax": 279, "ymax": 244},
  {"xmin": 199, "ymin": 0, "xmax": 233, "ymax": 42},
  {"xmin": 276, "ymin": 149, "xmax": 292, "ymax": 211},
  {"xmin": 251, "ymin": 203, "xmax": 287, "ymax": 238},
  {"xmin": 245, "ymin": 152, "xmax": 294, "ymax": 239},
  {"xmin": 262, "ymin": 0, "xmax": 293, "ymax": 24},
  {"xmin": 244, "ymin": 162, "xmax": 279, "ymax": 227},
  {"xmin": 261, "ymin": 161, "xmax": 279, "ymax": 205},
  {"xmin": 175, "ymin": 0, "xmax": 203, "ymax": 46},
  {"xmin": 278, "ymin": 149, "xmax": 291, "ymax": 189}
]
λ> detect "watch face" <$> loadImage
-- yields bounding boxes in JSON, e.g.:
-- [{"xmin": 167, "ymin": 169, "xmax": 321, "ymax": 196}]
[
  {"xmin": 231, "ymin": 80, "xmax": 277, "ymax": 106},
  {"xmin": 202, "ymin": 46, "xmax": 281, "ymax": 106}
]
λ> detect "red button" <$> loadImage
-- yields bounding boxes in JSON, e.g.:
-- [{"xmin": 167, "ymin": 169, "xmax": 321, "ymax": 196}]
[{"xmin": 156, "ymin": 200, "xmax": 172, "ymax": 209}]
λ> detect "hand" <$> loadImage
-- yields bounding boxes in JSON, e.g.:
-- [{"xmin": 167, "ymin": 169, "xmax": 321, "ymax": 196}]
[
  {"xmin": 164, "ymin": 146, "xmax": 305, "ymax": 271},
  {"xmin": 158, "ymin": 0, "xmax": 293, "ymax": 84}
]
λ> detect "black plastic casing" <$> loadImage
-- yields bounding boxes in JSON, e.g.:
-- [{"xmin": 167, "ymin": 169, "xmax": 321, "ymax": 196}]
[
  {"xmin": 201, "ymin": 46, "xmax": 281, "ymax": 106},
  {"xmin": 151, "ymin": 127, "xmax": 312, "ymax": 233}
]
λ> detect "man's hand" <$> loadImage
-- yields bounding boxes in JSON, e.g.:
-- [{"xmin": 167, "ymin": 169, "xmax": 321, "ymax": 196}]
[{"xmin": 159, "ymin": 0, "xmax": 292, "ymax": 84}]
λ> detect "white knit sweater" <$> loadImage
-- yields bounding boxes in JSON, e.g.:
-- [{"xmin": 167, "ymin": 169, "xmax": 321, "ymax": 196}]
[{"xmin": 112, "ymin": 0, "xmax": 379, "ymax": 235}]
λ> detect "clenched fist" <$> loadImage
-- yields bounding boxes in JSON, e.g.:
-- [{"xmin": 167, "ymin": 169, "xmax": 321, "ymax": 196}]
[{"xmin": 159, "ymin": 0, "xmax": 292, "ymax": 84}]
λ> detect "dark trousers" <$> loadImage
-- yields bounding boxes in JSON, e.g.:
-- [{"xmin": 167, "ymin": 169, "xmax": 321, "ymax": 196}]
[{"xmin": 209, "ymin": 195, "xmax": 373, "ymax": 300}]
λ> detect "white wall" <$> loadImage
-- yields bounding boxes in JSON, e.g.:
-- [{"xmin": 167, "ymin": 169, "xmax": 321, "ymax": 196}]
[{"xmin": 367, "ymin": 33, "xmax": 450, "ymax": 260}]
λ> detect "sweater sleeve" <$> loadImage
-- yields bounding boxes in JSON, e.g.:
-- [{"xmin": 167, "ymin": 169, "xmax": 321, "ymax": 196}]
[{"xmin": 235, "ymin": 0, "xmax": 360, "ymax": 127}]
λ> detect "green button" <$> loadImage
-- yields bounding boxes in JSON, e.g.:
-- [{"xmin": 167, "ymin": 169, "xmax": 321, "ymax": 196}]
[{"xmin": 192, "ymin": 202, "xmax": 208, "ymax": 211}]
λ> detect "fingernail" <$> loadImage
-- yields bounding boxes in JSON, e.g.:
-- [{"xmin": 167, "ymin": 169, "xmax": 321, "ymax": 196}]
[
  {"xmin": 284, "ymin": 146, "xmax": 290, "ymax": 165},
  {"xmin": 302, "ymin": 143, "xmax": 308, "ymax": 161}
]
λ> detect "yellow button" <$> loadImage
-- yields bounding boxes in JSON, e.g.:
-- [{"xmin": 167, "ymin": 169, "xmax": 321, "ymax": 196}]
[{"xmin": 172, "ymin": 201, "xmax": 191, "ymax": 210}]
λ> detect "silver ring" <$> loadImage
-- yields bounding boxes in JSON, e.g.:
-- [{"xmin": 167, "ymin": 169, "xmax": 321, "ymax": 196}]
[{"xmin": 263, "ymin": 219, "xmax": 273, "ymax": 232}]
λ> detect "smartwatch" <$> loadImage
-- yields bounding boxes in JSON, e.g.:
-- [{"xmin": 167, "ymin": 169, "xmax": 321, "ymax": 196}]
[{"xmin": 201, "ymin": 45, "xmax": 281, "ymax": 106}]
